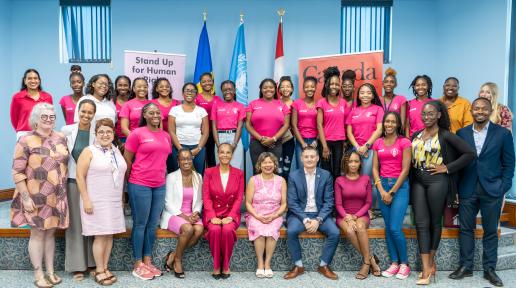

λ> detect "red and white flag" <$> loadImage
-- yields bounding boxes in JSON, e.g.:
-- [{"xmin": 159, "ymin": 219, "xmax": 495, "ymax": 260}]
[{"xmin": 273, "ymin": 20, "xmax": 284, "ymax": 83}]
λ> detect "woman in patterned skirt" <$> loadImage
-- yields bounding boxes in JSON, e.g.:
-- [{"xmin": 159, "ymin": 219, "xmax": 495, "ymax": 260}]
[{"xmin": 11, "ymin": 103, "xmax": 69, "ymax": 288}]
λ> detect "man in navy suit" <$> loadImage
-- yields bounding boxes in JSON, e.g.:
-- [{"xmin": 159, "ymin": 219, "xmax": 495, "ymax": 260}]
[
  {"xmin": 449, "ymin": 97, "xmax": 515, "ymax": 287},
  {"xmin": 283, "ymin": 146, "xmax": 340, "ymax": 280}
]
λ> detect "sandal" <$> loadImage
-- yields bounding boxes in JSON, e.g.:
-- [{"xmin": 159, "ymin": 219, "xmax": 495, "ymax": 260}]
[
  {"xmin": 163, "ymin": 251, "xmax": 175, "ymax": 273},
  {"xmin": 104, "ymin": 270, "xmax": 117, "ymax": 283},
  {"xmin": 355, "ymin": 262, "xmax": 371, "ymax": 280},
  {"xmin": 72, "ymin": 272, "xmax": 85, "ymax": 282},
  {"xmin": 370, "ymin": 255, "xmax": 381, "ymax": 277},
  {"xmin": 34, "ymin": 276, "xmax": 53, "ymax": 288},
  {"xmin": 94, "ymin": 272, "xmax": 114, "ymax": 286},
  {"xmin": 46, "ymin": 273, "xmax": 62, "ymax": 285}
]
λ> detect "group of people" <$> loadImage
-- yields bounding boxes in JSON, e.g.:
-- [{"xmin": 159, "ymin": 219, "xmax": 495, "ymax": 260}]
[{"xmin": 9, "ymin": 65, "xmax": 514, "ymax": 287}]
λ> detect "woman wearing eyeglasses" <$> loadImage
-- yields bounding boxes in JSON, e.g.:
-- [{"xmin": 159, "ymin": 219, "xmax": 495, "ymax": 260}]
[
  {"xmin": 11, "ymin": 103, "xmax": 69, "ymax": 287},
  {"xmin": 74, "ymin": 74, "xmax": 117, "ymax": 125},
  {"xmin": 168, "ymin": 82, "xmax": 209, "ymax": 174}
]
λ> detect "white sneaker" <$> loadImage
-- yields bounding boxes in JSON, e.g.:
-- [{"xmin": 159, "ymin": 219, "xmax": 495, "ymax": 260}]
[
  {"xmin": 264, "ymin": 269, "xmax": 274, "ymax": 278},
  {"xmin": 256, "ymin": 269, "xmax": 265, "ymax": 278}
]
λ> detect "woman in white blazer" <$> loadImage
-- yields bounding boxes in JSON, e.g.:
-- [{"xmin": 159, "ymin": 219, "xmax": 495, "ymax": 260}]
[
  {"xmin": 61, "ymin": 99, "xmax": 97, "ymax": 280},
  {"xmin": 160, "ymin": 148, "xmax": 204, "ymax": 278}
]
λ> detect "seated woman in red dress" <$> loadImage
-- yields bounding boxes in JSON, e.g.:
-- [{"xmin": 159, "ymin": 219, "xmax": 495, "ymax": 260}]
[{"xmin": 202, "ymin": 143, "xmax": 244, "ymax": 279}]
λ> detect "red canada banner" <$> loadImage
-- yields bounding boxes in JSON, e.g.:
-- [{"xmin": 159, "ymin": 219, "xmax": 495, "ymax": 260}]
[{"xmin": 298, "ymin": 51, "xmax": 383, "ymax": 102}]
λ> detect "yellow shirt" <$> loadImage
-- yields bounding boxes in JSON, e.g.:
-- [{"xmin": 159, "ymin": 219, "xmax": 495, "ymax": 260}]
[
  {"xmin": 440, "ymin": 96, "xmax": 473, "ymax": 133},
  {"xmin": 412, "ymin": 132, "xmax": 443, "ymax": 169}
]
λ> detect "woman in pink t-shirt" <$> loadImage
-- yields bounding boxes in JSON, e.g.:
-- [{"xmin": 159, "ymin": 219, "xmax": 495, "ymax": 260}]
[
  {"xmin": 380, "ymin": 68, "xmax": 407, "ymax": 129},
  {"xmin": 341, "ymin": 69, "xmax": 357, "ymax": 108},
  {"xmin": 114, "ymin": 76, "xmax": 131, "ymax": 142},
  {"xmin": 278, "ymin": 76, "xmax": 295, "ymax": 180},
  {"xmin": 347, "ymin": 83, "xmax": 384, "ymax": 213},
  {"xmin": 246, "ymin": 78, "xmax": 290, "ymax": 173},
  {"xmin": 196, "ymin": 73, "xmax": 222, "ymax": 169},
  {"xmin": 120, "ymin": 78, "xmax": 151, "ymax": 137},
  {"xmin": 123, "ymin": 102, "xmax": 172, "ymax": 280},
  {"xmin": 59, "ymin": 72, "xmax": 84, "ymax": 125},
  {"xmin": 151, "ymin": 78, "xmax": 181, "ymax": 173},
  {"xmin": 317, "ymin": 67, "xmax": 350, "ymax": 179},
  {"xmin": 372, "ymin": 112, "xmax": 412, "ymax": 280},
  {"xmin": 292, "ymin": 76, "xmax": 318, "ymax": 169},
  {"xmin": 211, "ymin": 80, "xmax": 246, "ymax": 169},
  {"xmin": 406, "ymin": 75, "xmax": 432, "ymax": 137}
]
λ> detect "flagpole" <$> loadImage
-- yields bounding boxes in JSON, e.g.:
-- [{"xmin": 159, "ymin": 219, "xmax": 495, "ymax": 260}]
[
  {"xmin": 203, "ymin": 9, "xmax": 207, "ymax": 21},
  {"xmin": 277, "ymin": 8, "xmax": 285, "ymax": 22},
  {"xmin": 239, "ymin": 11, "xmax": 247, "ymax": 182}
]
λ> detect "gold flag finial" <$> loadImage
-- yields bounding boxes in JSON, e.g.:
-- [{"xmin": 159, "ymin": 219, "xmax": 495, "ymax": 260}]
[
  {"xmin": 240, "ymin": 11, "xmax": 244, "ymax": 23},
  {"xmin": 277, "ymin": 8, "xmax": 285, "ymax": 23},
  {"xmin": 203, "ymin": 10, "xmax": 207, "ymax": 21}
]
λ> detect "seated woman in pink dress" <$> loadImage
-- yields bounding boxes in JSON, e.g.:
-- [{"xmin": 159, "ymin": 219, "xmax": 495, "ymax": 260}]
[
  {"xmin": 245, "ymin": 152, "xmax": 287, "ymax": 278},
  {"xmin": 76, "ymin": 118, "xmax": 127, "ymax": 285},
  {"xmin": 334, "ymin": 151, "xmax": 380, "ymax": 280},
  {"xmin": 160, "ymin": 148, "xmax": 203, "ymax": 279}
]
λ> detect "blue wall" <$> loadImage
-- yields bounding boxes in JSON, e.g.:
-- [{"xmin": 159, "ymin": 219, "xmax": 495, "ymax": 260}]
[{"xmin": 0, "ymin": 0, "xmax": 511, "ymax": 188}]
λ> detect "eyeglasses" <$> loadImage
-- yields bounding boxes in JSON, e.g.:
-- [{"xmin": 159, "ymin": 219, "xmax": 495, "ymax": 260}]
[
  {"xmin": 97, "ymin": 130, "xmax": 114, "ymax": 136},
  {"xmin": 95, "ymin": 82, "xmax": 109, "ymax": 87},
  {"xmin": 184, "ymin": 89, "xmax": 197, "ymax": 94},
  {"xmin": 40, "ymin": 114, "xmax": 56, "ymax": 121},
  {"xmin": 421, "ymin": 112, "xmax": 437, "ymax": 118}
]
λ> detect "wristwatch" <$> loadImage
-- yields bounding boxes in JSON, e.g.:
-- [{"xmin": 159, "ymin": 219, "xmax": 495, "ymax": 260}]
[
  {"xmin": 316, "ymin": 216, "xmax": 323, "ymax": 224},
  {"xmin": 365, "ymin": 143, "xmax": 371, "ymax": 149}
]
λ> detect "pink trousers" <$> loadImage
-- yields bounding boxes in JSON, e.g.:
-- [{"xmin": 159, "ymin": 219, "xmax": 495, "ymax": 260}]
[{"xmin": 205, "ymin": 222, "xmax": 238, "ymax": 271}]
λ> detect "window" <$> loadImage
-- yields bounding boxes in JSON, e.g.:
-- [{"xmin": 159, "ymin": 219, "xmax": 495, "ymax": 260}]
[
  {"xmin": 59, "ymin": 0, "xmax": 111, "ymax": 63},
  {"xmin": 341, "ymin": 0, "xmax": 393, "ymax": 63}
]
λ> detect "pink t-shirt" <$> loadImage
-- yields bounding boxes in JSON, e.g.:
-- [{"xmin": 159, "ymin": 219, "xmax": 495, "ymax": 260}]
[
  {"xmin": 346, "ymin": 104, "xmax": 384, "ymax": 146},
  {"xmin": 125, "ymin": 126, "xmax": 172, "ymax": 187},
  {"xmin": 211, "ymin": 100, "xmax": 246, "ymax": 130},
  {"xmin": 247, "ymin": 98, "xmax": 290, "ymax": 139},
  {"xmin": 195, "ymin": 94, "xmax": 221, "ymax": 117},
  {"xmin": 292, "ymin": 99, "xmax": 318, "ymax": 139},
  {"xmin": 372, "ymin": 136, "xmax": 412, "ymax": 178},
  {"xmin": 115, "ymin": 100, "xmax": 124, "ymax": 138},
  {"xmin": 380, "ymin": 95, "xmax": 407, "ymax": 114},
  {"xmin": 407, "ymin": 98, "xmax": 431, "ymax": 137},
  {"xmin": 316, "ymin": 97, "xmax": 349, "ymax": 141},
  {"xmin": 120, "ymin": 98, "xmax": 151, "ymax": 132},
  {"xmin": 152, "ymin": 98, "xmax": 180, "ymax": 133},
  {"xmin": 59, "ymin": 95, "xmax": 77, "ymax": 125}
]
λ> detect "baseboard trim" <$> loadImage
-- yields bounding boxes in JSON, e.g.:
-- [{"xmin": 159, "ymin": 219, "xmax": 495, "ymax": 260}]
[{"xmin": 0, "ymin": 188, "xmax": 14, "ymax": 201}]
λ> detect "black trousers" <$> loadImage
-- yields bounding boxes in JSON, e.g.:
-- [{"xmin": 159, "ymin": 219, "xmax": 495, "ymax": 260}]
[
  {"xmin": 459, "ymin": 182, "xmax": 503, "ymax": 270},
  {"xmin": 318, "ymin": 140, "xmax": 344, "ymax": 179},
  {"xmin": 249, "ymin": 139, "xmax": 282, "ymax": 175},
  {"xmin": 280, "ymin": 138, "xmax": 295, "ymax": 180},
  {"xmin": 205, "ymin": 132, "xmax": 217, "ymax": 168},
  {"xmin": 411, "ymin": 169, "xmax": 449, "ymax": 254}
]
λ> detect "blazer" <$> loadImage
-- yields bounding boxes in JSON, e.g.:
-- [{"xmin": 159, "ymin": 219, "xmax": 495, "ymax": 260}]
[
  {"xmin": 411, "ymin": 128, "xmax": 475, "ymax": 205},
  {"xmin": 286, "ymin": 168, "xmax": 334, "ymax": 222},
  {"xmin": 457, "ymin": 122, "xmax": 515, "ymax": 198},
  {"xmin": 159, "ymin": 169, "xmax": 203, "ymax": 229},
  {"xmin": 61, "ymin": 123, "xmax": 96, "ymax": 179},
  {"xmin": 202, "ymin": 165, "xmax": 244, "ymax": 226}
]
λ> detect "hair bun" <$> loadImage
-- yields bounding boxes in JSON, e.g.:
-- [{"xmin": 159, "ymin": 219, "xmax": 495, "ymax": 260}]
[
  {"xmin": 323, "ymin": 66, "xmax": 340, "ymax": 79},
  {"xmin": 385, "ymin": 67, "xmax": 397, "ymax": 76}
]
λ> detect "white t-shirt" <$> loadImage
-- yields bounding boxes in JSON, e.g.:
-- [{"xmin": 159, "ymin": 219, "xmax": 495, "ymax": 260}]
[
  {"xmin": 74, "ymin": 94, "xmax": 117, "ymax": 124},
  {"xmin": 169, "ymin": 105, "xmax": 208, "ymax": 145}
]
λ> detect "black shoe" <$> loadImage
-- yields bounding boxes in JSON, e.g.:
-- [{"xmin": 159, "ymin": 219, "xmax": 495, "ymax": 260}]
[
  {"xmin": 484, "ymin": 269, "xmax": 503, "ymax": 287},
  {"xmin": 448, "ymin": 266, "xmax": 473, "ymax": 279},
  {"xmin": 211, "ymin": 273, "xmax": 221, "ymax": 280},
  {"xmin": 220, "ymin": 273, "xmax": 230, "ymax": 279}
]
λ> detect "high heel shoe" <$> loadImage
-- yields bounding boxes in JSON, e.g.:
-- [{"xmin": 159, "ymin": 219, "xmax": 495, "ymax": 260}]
[
  {"xmin": 163, "ymin": 251, "xmax": 175, "ymax": 272},
  {"xmin": 418, "ymin": 263, "xmax": 437, "ymax": 278},
  {"xmin": 416, "ymin": 272, "xmax": 436, "ymax": 285},
  {"xmin": 355, "ymin": 262, "xmax": 371, "ymax": 280},
  {"xmin": 370, "ymin": 255, "xmax": 381, "ymax": 277}
]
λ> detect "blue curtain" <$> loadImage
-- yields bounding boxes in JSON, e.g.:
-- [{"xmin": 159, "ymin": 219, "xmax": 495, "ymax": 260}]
[
  {"xmin": 341, "ymin": 0, "xmax": 392, "ymax": 63},
  {"xmin": 60, "ymin": 4, "xmax": 111, "ymax": 63}
]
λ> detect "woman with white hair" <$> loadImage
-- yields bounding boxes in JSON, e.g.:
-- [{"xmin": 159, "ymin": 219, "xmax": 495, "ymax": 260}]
[
  {"xmin": 478, "ymin": 82, "xmax": 513, "ymax": 132},
  {"xmin": 11, "ymin": 102, "xmax": 70, "ymax": 288}
]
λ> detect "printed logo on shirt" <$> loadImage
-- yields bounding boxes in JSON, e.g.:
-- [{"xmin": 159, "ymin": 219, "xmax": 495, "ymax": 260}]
[
  {"xmin": 141, "ymin": 138, "xmax": 154, "ymax": 144},
  {"xmin": 66, "ymin": 107, "xmax": 74, "ymax": 111},
  {"xmin": 340, "ymin": 106, "xmax": 345, "ymax": 112},
  {"xmin": 232, "ymin": 108, "xmax": 238, "ymax": 114},
  {"xmin": 392, "ymin": 104, "xmax": 399, "ymax": 110},
  {"xmin": 366, "ymin": 112, "xmax": 373, "ymax": 117},
  {"xmin": 133, "ymin": 107, "xmax": 143, "ymax": 112},
  {"xmin": 410, "ymin": 108, "xmax": 417, "ymax": 111},
  {"xmin": 391, "ymin": 148, "xmax": 400, "ymax": 157}
]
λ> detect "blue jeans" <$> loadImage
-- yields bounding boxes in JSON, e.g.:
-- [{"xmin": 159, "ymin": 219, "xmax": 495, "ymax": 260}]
[
  {"xmin": 127, "ymin": 182, "xmax": 166, "ymax": 261},
  {"xmin": 377, "ymin": 177, "xmax": 409, "ymax": 263},
  {"xmin": 360, "ymin": 151, "xmax": 378, "ymax": 209},
  {"xmin": 294, "ymin": 138, "xmax": 317, "ymax": 170},
  {"xmin": 171, "ymin": 144, "xmax": 206, "ymax": 175}
]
